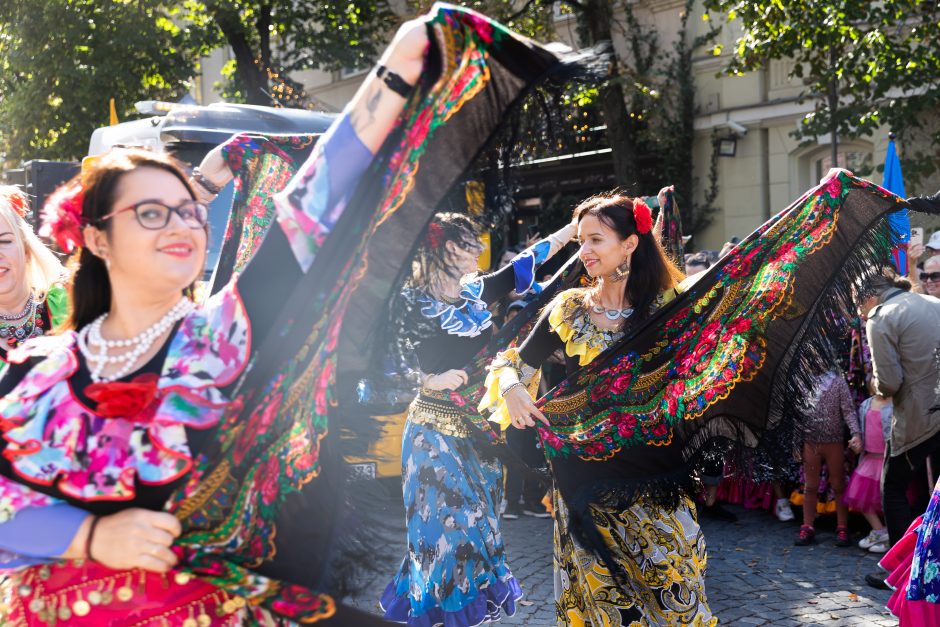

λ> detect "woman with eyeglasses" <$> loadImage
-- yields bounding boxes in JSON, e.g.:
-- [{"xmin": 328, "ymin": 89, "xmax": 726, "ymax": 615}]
[{"xmin": 0, "ymin": 13, "xmax": 431, "ymax": 625}]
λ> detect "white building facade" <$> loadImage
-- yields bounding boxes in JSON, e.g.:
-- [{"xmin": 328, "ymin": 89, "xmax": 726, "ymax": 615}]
[{"xmin": 193, "ymin": 1, "xmax": 939, "ymax": 250}]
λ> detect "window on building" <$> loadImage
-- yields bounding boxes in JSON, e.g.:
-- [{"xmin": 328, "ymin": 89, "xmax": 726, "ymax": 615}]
[{"xmin": 813, "ymin": 150, "xmax": 874, "ymax": 181}]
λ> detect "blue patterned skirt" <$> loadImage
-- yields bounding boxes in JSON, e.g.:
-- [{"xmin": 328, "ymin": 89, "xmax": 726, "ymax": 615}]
[{"xmin": 381, "ymin": 402, "xmax": 522, "ymax": 626}]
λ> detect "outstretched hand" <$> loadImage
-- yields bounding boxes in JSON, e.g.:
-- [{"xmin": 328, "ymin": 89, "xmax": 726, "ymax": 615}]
[
  {"xmin": 820, "ymin": 167, "xmax": 853, "ymax": 185},
  {"xmin": 504, "ymin": 385, "xmax": 549, "ymax": 429},
  {"xmin": 348, "ymin": 16, "xmax": 431, "ymax": 154},
  {"xmin": 381, "ymin": 17, "xmax": 431, "ymax": 87},
  {"xmin": 657, "ymin": 185, "xmax": 674, "ymax": 210}
]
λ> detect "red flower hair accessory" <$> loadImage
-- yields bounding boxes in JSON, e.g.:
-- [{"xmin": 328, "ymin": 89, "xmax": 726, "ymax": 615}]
[
  {"xmin": 39, "ymin": 181, "xmax": 86, "ymax": 253},
  {"xmin": 426, "ymin": 223, "xmax": 445, "ymax": 248},
  {"xmin": 632, "ymin": 198, "xmax": 653, "ymax": 235},
  {"xmin": 0, "ymin": 187, "xmax": 30, "ymax": 219}
]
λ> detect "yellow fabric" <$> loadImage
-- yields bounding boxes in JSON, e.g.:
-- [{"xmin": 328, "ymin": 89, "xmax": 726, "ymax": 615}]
[
  {"xmin": 549, "ymin": 291, "xmax": 603, "ymax": 366},
  {"xmin": 550, "ymin": 288, "xmax": 681, "ymax": 367},
  {"xmin": 479, "ymin": 347, "xmax": 541, "ymax": 430},
  {"xmin": 554, "ymin": 493, "xmax": 716, "ymax": 627},
  {"xmin": 789, "ymin": 489, "xmax": 839, "ymax": 514},
  {"xmin": 545, "ymin": 283, "xmax": 711, "ymax": 626},
  {"xmin": 480, "ymin": 286, "xmax": 682, "ymax": 428}
]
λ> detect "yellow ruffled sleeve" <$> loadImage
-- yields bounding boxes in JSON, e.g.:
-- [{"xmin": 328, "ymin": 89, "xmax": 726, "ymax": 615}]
[
  {"xmin": 549, "ymin": 292, "xmax": 603, "ymax": 366},
  {"xmin": 478, "ymin": 348, "xmax": 540, "ymax": 430}
]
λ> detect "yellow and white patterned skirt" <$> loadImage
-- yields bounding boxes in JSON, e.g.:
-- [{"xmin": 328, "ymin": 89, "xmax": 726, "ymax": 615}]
[{"xmin": 553, "ymin": 493, "xmax": 717, "ymax": 627}]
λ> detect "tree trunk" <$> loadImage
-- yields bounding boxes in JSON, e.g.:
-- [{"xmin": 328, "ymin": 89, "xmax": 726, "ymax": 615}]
[
  {"xmin": 213, "ymin": 7, "xmax": 270, "ymax": 105},
  {"xmin": 829, "ymin": 48, "xmax": 839, "ymax": 167},
  {"xmin": 258, "ymin": 4, "xmax": 272, "ymax": 70},
  {"xmin": 580, "ymin": 0, "xmax": 638, "ymax": 187}
]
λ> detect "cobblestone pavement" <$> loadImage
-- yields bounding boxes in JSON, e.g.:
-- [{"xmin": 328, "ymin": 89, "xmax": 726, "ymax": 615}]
[{"xmin": 350, "ymin": 503, "xmax": 897, "ymax": 625}]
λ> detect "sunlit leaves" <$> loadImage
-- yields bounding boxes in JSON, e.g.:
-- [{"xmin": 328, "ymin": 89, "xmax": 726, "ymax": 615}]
[
  {"xmin": 0, "ymin": 0, "xmax": 200, "ymax": 164},
  {"xmin": 703, "ymin": 0, "xmax": 940, "ymax": 182}
]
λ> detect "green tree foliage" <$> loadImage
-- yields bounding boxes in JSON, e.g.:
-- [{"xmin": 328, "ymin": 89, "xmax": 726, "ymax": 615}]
[
  {"xmin": 180, "ymin": 1, "xmax": 397, "ymax": 106},
  {"xmin": 703, "ymin": 0, "xmax": 940, "ymax": 182},
  {"xmin": 408, "ymin": 0, "xmax": 555, "ymax": 40},
  {"xmin": 0, "ymin": 1, "xmax": 203, "ymax": 164}
]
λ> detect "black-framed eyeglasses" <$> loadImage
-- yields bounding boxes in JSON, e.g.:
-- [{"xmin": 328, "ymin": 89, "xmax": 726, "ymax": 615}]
[
  {"xmin": 920, "ymin": 271, "xmax": 940, "ymax": 283},
  {"xmin": 99, "ymin": 199, "xmax": 208, "ymax": 230}
]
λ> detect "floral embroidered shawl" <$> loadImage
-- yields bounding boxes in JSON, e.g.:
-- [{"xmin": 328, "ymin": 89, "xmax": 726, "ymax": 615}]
[
  {"xmin": 210, "ymin": 133, "xmax": 319, "ymax": 291},
  {"xmin": 532, "ymin": 174, "xmax": 940, "ymax": 574},
  {"xmin": 160, "ymin": 4, "xmax": 573, "ymax": 622}
]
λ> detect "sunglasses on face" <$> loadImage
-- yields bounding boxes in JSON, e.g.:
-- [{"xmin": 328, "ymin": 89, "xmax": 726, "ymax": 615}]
[
  {"xmin": 920, "ymin": 271, "xmax": 940, "ymax": 283},
  {"xmin": 99, "ymin": 199, "xmax": 209, "ymax": 230}
]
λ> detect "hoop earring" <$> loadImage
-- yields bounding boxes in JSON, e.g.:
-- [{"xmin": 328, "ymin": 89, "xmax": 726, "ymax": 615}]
[{"xmin": 609, "ymin": 258, "xmax": 630, "ymax": 283}]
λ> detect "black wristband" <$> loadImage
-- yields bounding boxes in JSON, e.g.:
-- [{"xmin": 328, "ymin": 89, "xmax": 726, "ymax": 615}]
[
  {"xmin": 85, "ymin": 516, "xmax": 101, "ymax": 562},
  {"xmin": 376, "ymin": 64, "xmax": 415, "ymax": 99},
  {"xmin": 192, "ymin": 168, "xmax": 222, "ymax": 196}
]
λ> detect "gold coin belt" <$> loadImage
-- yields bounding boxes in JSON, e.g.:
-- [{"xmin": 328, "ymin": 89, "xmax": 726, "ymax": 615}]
[
  {"xmin": 409, "ymin": 394, "xmax": 474, "ymax": 438},
  {"xmin": 0, "ymin": 563, "xmax": 248, "ymax": 626}
]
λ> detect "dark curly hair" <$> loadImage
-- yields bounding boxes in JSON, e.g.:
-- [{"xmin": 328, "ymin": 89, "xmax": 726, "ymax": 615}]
[{"xmin": 409, "ymin": 212, "xmax": 483, "ymax": 296}]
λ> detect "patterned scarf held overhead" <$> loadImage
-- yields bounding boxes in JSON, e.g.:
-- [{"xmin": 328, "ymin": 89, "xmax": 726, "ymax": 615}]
[
  {"xmin": 535, "ymin": 174, "xmax": 939, "ymax": 564},
  {"xmin": 163, "ymin": 4, "xmax": 575, "ymax": 623},
  {"xmin": 209, "ymin": 133, "xmax": 319, "ymax": 291}
]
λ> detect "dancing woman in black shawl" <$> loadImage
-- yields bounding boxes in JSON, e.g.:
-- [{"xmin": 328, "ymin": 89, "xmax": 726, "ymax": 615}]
[
  {"xmin": 0, "ymin": 14, "xmax": 431, "ymax": 627},
  {"xmin": 379, "ymin": 212, "xmax": 576, "ymax": 626},
  {"xmin": 477, "ymin": 162, "xmax": 939, "ymax": 625},
  {"xmin": 480, "ymin": 193, "xmax": 711, "ymax": 626}
]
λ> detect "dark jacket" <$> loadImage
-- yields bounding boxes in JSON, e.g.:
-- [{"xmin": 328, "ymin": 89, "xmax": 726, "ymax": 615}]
[{"xmin": 907, "ymin": 191, "xmax": 940, "ymax": 214}]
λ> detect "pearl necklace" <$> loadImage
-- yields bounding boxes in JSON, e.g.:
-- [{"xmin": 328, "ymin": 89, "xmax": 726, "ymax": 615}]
[{"xmin": 77, "ymin": 298, "xmax": 196, "ymax": 383}]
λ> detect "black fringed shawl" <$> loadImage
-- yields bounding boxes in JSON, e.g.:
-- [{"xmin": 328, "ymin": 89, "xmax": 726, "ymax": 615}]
[
  {"xmin": 164, "ymin": 4, "xmax": 581, "ymax": 623},
  {"xmin": 534, "ymin": 175, "xmax": 939, "ymax": 573}
]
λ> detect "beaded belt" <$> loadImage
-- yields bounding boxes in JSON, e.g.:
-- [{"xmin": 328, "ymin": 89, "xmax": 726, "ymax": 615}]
[
  {"xmin": 409, "ymin": 390, "xmax": 474, "ymax": 438},
  {"xmin": 0, "ymin": 561, "xmax": 249, "ymax": 626}
]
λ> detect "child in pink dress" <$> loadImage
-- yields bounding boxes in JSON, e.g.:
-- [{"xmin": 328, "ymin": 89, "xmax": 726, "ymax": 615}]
[{"xmin": 844, "ymin": 393, "xmax": 892, "ymax": 553}]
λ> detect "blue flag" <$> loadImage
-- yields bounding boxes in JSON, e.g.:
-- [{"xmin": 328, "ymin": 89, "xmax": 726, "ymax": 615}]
[{"xmin": 883, "ymin": 138, "xmax": 910, "ymax": 274}]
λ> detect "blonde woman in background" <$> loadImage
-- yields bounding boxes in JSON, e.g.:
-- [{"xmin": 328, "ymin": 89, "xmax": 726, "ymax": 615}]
[{"xmin": 0, "ymin": 186, "xmax": 67, "ymax": 359}]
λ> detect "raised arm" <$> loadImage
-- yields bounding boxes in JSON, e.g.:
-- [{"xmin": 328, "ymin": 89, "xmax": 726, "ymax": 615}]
[
  {"xmin": 192, "ymin": 18, "xmax": 429, "ymax": 275},
  {"xmin": 476, "ymin": 220, "xmax": 578, "ymax": 305},
  {"xmin": 188, "ymin": 19, "xmax": 431, "ymax": 346}
]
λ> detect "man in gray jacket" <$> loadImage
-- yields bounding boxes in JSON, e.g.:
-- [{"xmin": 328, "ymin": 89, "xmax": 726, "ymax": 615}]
[{"xmin": 859, "ymin": 268, "xmax": 940, "ymax": 554}]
